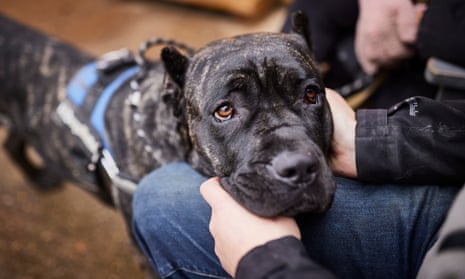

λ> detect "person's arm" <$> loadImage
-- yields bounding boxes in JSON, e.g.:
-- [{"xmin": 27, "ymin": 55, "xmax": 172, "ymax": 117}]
[
  {"xmin": 202, "ymin": 90, "xmax": 465, "ymax": 279},
  {"xmin": 200, "ymin": 178, "xmax": 336, "ymax": 279},
  {"xmin": 237, "ymin": 237, "xmax": 336, "ymax": 279},
  {"xmin": 356, "ymin": 96, "xmax": 465, "ymax": 185},
  {"xmin": 327, "ymin": 88, "xmax": 465, "ymax": 184}
]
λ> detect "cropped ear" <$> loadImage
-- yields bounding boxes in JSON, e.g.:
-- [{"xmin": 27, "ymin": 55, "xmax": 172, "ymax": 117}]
[
  {"xmin": 161, "ymin": 46, "xmax": 189, "ymax": 87},
  {"xmin": 291, "ymin": 11, "xmax": 313, "ymax": 53}
]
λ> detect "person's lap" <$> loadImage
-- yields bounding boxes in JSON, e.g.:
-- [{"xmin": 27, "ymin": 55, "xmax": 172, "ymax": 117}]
[{"xmin": 132, "ymin": 162, "xmax": 459, "ymax": 279}]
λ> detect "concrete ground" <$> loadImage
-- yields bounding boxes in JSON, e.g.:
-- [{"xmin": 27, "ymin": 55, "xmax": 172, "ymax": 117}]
[{"xmin": 0, "ymin": 1, "xmax": 287, "ymax": 278}]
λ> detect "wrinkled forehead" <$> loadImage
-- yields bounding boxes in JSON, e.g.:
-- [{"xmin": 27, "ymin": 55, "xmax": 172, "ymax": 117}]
[
  {"xmin": 191, "ymin": 33, "xmax": 314, "ymax": 72},
  {"xmin": 185, "ymin": 33, "xmax": 317, "ymax": 103}
]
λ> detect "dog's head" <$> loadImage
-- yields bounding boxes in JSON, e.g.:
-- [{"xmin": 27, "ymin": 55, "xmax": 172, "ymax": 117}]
[{"xmin": 162, "ymin": 12, "xmax": 335, "ymax": 217}]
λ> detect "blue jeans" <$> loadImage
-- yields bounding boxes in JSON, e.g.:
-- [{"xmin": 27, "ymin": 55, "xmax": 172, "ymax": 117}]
[{"xmin": 132, "ymin": 162, "xmax": 459, "ymax": 279}]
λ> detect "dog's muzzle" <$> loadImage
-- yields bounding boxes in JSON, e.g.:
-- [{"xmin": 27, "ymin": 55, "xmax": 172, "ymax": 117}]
[
  {"xmin": 220, "ymin": 148, "xmax": 335, "ymax": 217},
  {"xmin": 268, "ymin": 151, "xmax": 318, "ymax": 185}
]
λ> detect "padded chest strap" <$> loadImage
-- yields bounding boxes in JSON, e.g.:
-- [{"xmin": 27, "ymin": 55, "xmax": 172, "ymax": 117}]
[
  {"xmin": 56, "ymin": 49, "xmax": 140, "ymax": 207},
  {"xmin": 66, "ymin": 61, "xmax": 138, "ymax": 153}
]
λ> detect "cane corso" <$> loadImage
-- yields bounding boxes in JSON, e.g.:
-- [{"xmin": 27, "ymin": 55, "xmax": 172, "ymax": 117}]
[{"xmin": 0, "ymin": 11, "xmax": 335, "ymax": 222}]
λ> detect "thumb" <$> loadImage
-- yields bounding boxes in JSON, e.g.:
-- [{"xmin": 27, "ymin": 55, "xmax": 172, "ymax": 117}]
[
  {"xmin": 396, "ymin": 2, "xmax": 423, "ymax": 44},
  {"xmin": 200, "ymin": 177, "xmax": 225, "ymax": 206}
]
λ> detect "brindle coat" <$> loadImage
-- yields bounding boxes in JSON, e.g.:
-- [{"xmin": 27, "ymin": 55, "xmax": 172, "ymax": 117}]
[{"xmin": 0, "ymin": 12, "xmax": 335, "ymax": 222}]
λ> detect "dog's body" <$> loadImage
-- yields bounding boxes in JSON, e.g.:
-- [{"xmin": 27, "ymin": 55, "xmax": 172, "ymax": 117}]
[
  {"xmin": 0, "ymin": 15, "xmax": 191, "ymax": 222},
  {"xmin": 0, "ymin": 12, "xmax": 335, "ymax": 223}
]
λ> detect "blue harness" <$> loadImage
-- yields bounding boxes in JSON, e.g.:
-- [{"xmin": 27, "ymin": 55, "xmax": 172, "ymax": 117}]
[
  {"xmin": 56, "ymin": 41, "xmax": 194, "ymax": 204},
  {"xmin": 56, "ymin": 52, "xmax": 140, "ymax": 204},
  {"xmin": 66, "ymin": 62, "xmax": 138, "ymax": 154}
]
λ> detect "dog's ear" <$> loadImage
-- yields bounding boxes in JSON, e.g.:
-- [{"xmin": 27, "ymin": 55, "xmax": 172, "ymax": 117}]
[
  {"xmin": 291, "ymin": 11, "xmax": 313, "ymax": 53},
  {"xmin": 161, "ymin": 46, "xmax": 189, "ymax": 87}
]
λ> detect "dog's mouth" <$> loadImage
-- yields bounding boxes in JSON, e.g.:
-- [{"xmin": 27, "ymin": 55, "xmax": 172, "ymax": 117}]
[{"xmin": 219, "ymin": 154, "xmax": 336, "ymax": 217}]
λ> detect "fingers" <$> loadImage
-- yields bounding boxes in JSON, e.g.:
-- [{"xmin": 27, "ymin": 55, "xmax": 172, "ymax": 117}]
[
  {"xmin": 325, "ymin": 88, "xmax": 357, "ymax": 178},
  {"xmin": 355, "ymin": 0, "xmax": 422, "ymax": 74},
  {"xmin": 200, "ymin": 177, "xmax": 301, "ymax": 276},
  {"xmin": 396, "ymin": 3, "xmax": 427, "ymax": 43},
  {"xmin": 325, "ymin": 88, "xmax": 349, "ymax": 108},
  {"xmin": 395, "ymin": 0, "xmax": 418, "ymax": 43},
  {"xmin": 200, "ymin": 177, "xmax": 248, "ymax": 216}
]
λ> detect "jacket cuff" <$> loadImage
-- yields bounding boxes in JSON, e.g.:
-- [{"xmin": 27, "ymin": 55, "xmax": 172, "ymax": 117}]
[
  {"xmin": 236, "ymin": 236, "xmax": 334, "ymax": 279},
  {"xmin": 356, "ymin": 109, "xmax": 395, "ymax": 182}
]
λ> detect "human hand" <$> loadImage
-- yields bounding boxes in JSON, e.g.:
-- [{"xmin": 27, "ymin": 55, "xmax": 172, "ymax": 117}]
[
  {"xmin": 355, "ymin": 0, "xmax": 427, "ymax": 74},
  {"xmin": 325, "ymin": 88, "xmax": 357, "ymax": 178},
  {"xmin": 200, "ymin": 178, "xmax": 300, "ymax": 277}
]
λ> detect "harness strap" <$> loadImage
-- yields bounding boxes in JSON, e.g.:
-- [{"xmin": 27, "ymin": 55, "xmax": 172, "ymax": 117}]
[
  {"xmin": 67, "ymin": 62, "xmax": 99, "ymax": 106},
  {"xmin": 66, "ymin": 61, "xmax": 139, "ymax": 154},
  {"xmin": 59, "ymin": 38, "xmax": 195, "ymax": 205},
  {"xmin": 60, "ymin": 49, "xmax": 140, "ymax": 204},
  {"xmin": 89, "ymin": 66, "xmax": 138, "ymax": 151}
]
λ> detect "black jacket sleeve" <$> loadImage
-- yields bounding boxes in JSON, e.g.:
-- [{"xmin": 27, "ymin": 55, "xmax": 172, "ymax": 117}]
[
  {"xmin": 417, "ymin": 0, "xmax": 465, "ymax": 68},
  {"xmin": 236, "ymin": 236, "xmax": 336, "ymax": 279},
  {"xmin": 356, "ymin": 97, "xmax": 465, "ymax": 185}
]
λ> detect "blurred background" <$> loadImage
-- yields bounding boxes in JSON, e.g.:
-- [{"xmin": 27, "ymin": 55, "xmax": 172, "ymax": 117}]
[{"xmin": 0, "ymin": 0, "xmax": 289, "ymax": 278}]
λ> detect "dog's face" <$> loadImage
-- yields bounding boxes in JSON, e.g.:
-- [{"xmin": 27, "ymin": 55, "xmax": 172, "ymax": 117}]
[{"xmin": 162, "ymin": 13, "xmax": 336, "ymax": 217}]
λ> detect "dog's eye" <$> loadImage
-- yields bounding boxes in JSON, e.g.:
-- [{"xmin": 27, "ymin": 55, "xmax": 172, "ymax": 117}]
[
  {"xmin": 303, "ymin": 85, "xmax": 318, "ymax": 105},
  {"xmin": 214, "ymin": 102, "xmax": 234, "ymax": 121}
]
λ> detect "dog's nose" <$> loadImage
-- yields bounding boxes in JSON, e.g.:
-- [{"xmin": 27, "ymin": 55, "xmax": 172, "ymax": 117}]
[{"xmin": 271, "ymin": 152, "xmax": 315, "ymax": 184}]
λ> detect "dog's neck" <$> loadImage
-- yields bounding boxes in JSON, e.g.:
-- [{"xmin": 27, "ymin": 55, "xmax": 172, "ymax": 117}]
[
  {"xmin": 104, "ymin": 62, "xmax": 193, "ymax": 179},
  {"xmin": 128, "ymin": 62, "xmax": 226, "ymax": 178}
]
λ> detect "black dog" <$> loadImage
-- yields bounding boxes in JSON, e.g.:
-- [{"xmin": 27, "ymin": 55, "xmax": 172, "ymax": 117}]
[{"xmin": 0, "ymin": 11, "xmax": 335, "ymax": 222}]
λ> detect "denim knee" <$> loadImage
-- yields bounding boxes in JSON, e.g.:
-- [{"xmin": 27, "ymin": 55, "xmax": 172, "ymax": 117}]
[{"xmin": 132, "ymin": 162, "xmax": 229, "ymax": 279}]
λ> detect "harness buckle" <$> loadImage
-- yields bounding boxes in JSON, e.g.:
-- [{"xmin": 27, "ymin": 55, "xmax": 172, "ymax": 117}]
[{"xmin": 97, "ymin": 149, "xmax": 137, "ymax": 209}]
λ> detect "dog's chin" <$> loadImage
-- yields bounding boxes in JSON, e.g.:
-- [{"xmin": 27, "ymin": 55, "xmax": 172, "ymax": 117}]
[{"xmin": 219, "ymin": 168, "xmax": 336, "ymax": 217}]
